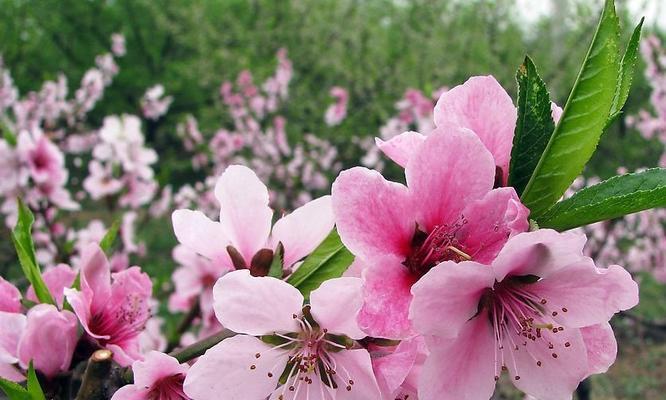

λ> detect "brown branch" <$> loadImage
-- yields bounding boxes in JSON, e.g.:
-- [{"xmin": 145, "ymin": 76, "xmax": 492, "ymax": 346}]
[
  {"xmin": 169, "ymin": 329, "xmax": 235, "ymax": 364},
  {"xmin": 76, "ymin": 349, "xmax": 114, "ymax": 400}
]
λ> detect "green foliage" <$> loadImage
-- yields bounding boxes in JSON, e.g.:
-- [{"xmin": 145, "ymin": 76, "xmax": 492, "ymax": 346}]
[
  {"xmin": 538, "ymin": 168, "xmax": 666, "ymax": 231},
  {"xmin": 0, "ymin": 362, "xmax": 46, "ymax": 400},
  {"xmin": 11, "ymin": 200, "xmax": 55, "ymax": 305},
  {"xmin": 286, "ymin": 229, "xmax": 354, "ymax": 299},
  {"xmin": 610, "ymin": 17, "xmax": 645, "ymax": 119},
  {"xmin": 521, "ymin": 0, "xmax": 621, "ymax": 218},
  {"xmin": 508, "ymin": 56, "xmax": 555, "ymax": 195},
  {"xmin": 268, "ymin": 242, "xmax": 284, "ymax": 278},
  {"xmin": 99, "ymin": 219, "xmax": 120, "ymax": 253}
]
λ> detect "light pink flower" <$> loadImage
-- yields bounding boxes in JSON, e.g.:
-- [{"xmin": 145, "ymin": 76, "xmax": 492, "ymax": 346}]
[
  {"xmin": 0, "ymin": 277, "xmax": 21, "ymax": 313},
  {"xmin": 26, "ymin": 263, "xmax": 76, "ymax": 308},
  {"xmin": 0, "ymin": 311, "xmax": 26, "ymax": 382},
  {"xmin": 17, "ymin": 304, "xmax": 78, "ymax": 378},
  {"xmin": 333, "ymin": 127, "xmax": 529, "ymax": 339},
  {"xmin": 65, "ymin": 243, "xmax": 153, "ymax": 367},
  {"xmin": 172, "ymin": 165, "xmax": 334, "ymax": 278},
  {"xmin": 370, "ymin": 336, "xmax": 427, "ymax": 400},
  {"xmin": 111, "ymin": 351, "xmax": 189, "ymax": 400},
  {"xmin": 111, "ymin": 33, "xmax": 126, "ymax": 57},
  {"xmin": 184, "ymin": 271, "xmax": 381, "ymax": 400},
  {"xmin": 410, "ymin": 229, "xmax": 639, "ymax": 400},
  {"xmin": 324, "ymin": 87, "xmax": 349, "ymax": 127}
]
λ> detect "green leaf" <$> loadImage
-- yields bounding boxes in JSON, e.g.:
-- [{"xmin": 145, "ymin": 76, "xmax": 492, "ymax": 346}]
[
  {"xmin": 99, "ymin": 219, "xmax": 120, "ymax": 252},
  {"xmin": 11, "ymin": 200, "xmax": 55, "ymax": 305},
  {"xmin": 609, "ymin": 17, "xmax": 644, "ymax": 119},
  {"xmin": 268, "ymin": 242, "xmax": 284, "ymax": 278},
  {"xmin": 520, "ymin": 0, "xmax": 621, "ymax": 217},
  {"xmin": 508, "ymin": 56, "xmax": 556, "ymax": 195},
  {"xmin": 2, "ymin": 126, "xmax": 17, "ymax": 147},
  {"xmin": 286, "ymin": 229, "xmax": 354, "ymax": 299},
  {"xmin": 0, "ymin": 379, "xmax": 30, "ymax": 400},
  {"xmin": 538, "ymin": 168, "xmax": 666, "ymax": 231},
  {"xmin": 26, "ymin": 362, "xmax": 45, "ymax": 400}
]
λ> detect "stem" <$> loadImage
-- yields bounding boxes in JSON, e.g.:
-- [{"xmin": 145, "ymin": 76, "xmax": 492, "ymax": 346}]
[
  {"xmin": 76, "ymin": 349, "xmax": 114, "ymax": 400},
  {"xmin": 169, "ymin": 329, "xmax": 235, "ymax": 364}
]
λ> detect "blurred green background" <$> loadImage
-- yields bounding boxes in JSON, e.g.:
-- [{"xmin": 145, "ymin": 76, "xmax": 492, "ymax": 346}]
[{"xmin": 1, "ymin": 1, "xmax": 665, "ymax": 399}]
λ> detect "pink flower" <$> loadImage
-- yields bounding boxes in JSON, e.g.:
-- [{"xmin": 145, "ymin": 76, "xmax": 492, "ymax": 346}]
[
  {"xmin": 172, "ymin": 165, "xmax": 334, "ymax": 278},
  {"xmin": 370, "ymin": 336, "xmax": 427, "ymax": 400},
  {"xmin": 26, "ymin": 263, "xmax": 76, "ymax": 308},
  {"xmin": 111, "ymin": 33, "xmax": 126, "ymax": 57},
  {"xmin": 0, "ymin": 311, "xmax": 26, "ymax": 382},
  {"xmin": 65, "ymin": 244, "xmax": 153, "ymax": 367},
  {"xmin": 333, "ymin": 127, "xmax": 529, "ymax": 339},
  {"xmin": 409, "ymin": 230, "xmax": 639, "ymax": 400},
  {"xmin": 0, "ymin": 277, "xmax": 21, "ymax": 313},
  {"xmin": 17, "ymin": 304, "xmax": 78, "ymax": 378},
  {"xmin": 324, "ymin": 87, "xmax": 349, "ymax": 127},
  {"xmin": 184, "ymin": 271, "xmax": 381, "ymax": 400},
  {"xmin": 111, "ymin": 351, "xmax": 189, "ymax": 400}
]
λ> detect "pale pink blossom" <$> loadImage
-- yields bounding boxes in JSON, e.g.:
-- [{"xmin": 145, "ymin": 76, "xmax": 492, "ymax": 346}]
[
  {"xmin": 26, "ymin": 263, "xmax": 76, "ymax": 308},
  {"xmin": 410, "ymin": 230, "xmax": 638, "ymax": 400},
  {"xmin": 17, "ymin": 304, "xmax": 78, "ymax": 378},
  {"xmin": 139, "ymin": 317, "xmax": 167, "ymax": 354},
  {"xmin": 65, "ymin": 244, "xmax": 153, "ymax": 366},
  {"xmin": 112, "ymin": 351, "xmax": 189, "ymax": 400},
  {"xmin": 172, "ymin": 165, "xmax": 334, "ymax": 278},
  {"xmin": 83, "ymin": 160, "xmax": 124, "ymax": 199},
  {"xmin": 0, "ymin": 311, "xmax": 26, "ymax": 382},
  {"xmin": 0, "ymin": 277, "xmax": 21, "ymax": 313},
  {"xmin": 111, "ymin": 33, "xmax": 127, "ymax": 57},
  {"xmin": 184, "ymin": 271, "xmax": 381, "ymax": 400},
  {"xmin": 370, "ymin": 336, "xmax": 427, "ymax": 400},
  {"xmin": 333, "ymin": 127, "xmax": 529, "ymax": 339},
  {"xmin": 141, "ymin": 84, "xmax": 173, "ymax": 120},
  {"xmin": 324, "ymin": 87, "xmax": 348, "ymax": 126}
]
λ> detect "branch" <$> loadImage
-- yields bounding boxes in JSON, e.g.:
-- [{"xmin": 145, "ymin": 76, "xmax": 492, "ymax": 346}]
[
  {"xmin": 76, "ymin": 349, "xmax": 114, "ymax": 400},
  {"xmin": 169, "ymin": 329, "xmax": 235, "ymax": 364}
]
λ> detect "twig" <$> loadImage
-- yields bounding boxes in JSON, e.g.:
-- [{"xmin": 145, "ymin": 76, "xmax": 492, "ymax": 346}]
[
  {"xmin": 169, "ymin": 329, "xmax": 235, "ymax": 364},
  {"xmin": 76, "ymin": 349, "xmax": 114, "ymax": 400}
]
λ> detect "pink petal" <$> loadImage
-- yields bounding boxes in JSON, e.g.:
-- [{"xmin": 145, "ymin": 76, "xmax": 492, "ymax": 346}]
[
  {"xmin": 417, "ymin": 313, "xmax": 497, "ymax": 400},
  {"xmin": 184, "ymin": 335, "xmax": 287, "ymax": 400},
  {"xmin": 270, "ymin": 195, "xmax": 335, "ymax": 268},
  {"xmin": 79, "ymin": 243, "xmax": 112, "ymax": 315},
  {"xmin": 268, "ymin": 375, "xmax": 333, "ymax": 400},
  {"xmin": 492, "ymin": 229, "xmax": 588, "ymax": 282},
  {"xmin": 581, "ymin": 322, "xmax": 617, "ymax": 377},
  {"xmin": 332, "ymin": 167, "xmax": 414, "ymax": 261},
  {"xmin": 172, "ymin": 210, "xmax": 232, "ymax": 267},
  {"xmin": 213, "ymin": 270, "xmax": 303, "ymax": 336},
  {"xmin": 531, "ymin": 262, "xmax": 638, "ymax": 328},
  {"xmin": 357, "ymin": 258, "xmax": 418, "ymax": 340},
  {"xmin": 375, "ymin": 131, "xmax": 426, "ymax": 167},
  {"xmin": 108, "ymin": 385, "xmax": 144, "ymax": 400},
  {"xmin": 433, "ymin": 75, "xmax": 517, "ymax": 184},
  {"xmin": 0, "ymin": 363, "xmax": 24, "ymax": 383},
  {"xmin": 131, "ymin": 351, "xmax": 189, "ymax": 389},
  {"xmin": 0, "ymin": 311, "xmax": 26, "ymax": 364},
  {"xmin": 410, "ymin": 261, "xmax": 494, "ymax": 338},
  {"xmin": 309, "ymin": 277, "xmax": 365, "ymax": 340},
  {"xmin": 456, "ymin": 187, "xmax": 529, "ymax": 264},
  {"xmin": 551, "ymin": 102, "xmax": 563, "ymax": 124},
  {"xmin": 0, "ymin": 277, "xmax": 21, "ymax": 313},
  {"xmin": 405, "ymin": 126, "xmax": 495, "ymax": 232},
  {"xmin": 27, "ymin": 264, "xmax": 76, "ymax": 308},
  {"xmin": 215, "ymin": 165, "xmax": 273, "ymax": 263},
  {"xmin": 329, "ymin": 349, "xmax": 382, "ymax": 400},
  {"xmin": 17, "ymin": 305, "xmax": 78, "ymax": 378},
  {"xmin": 64, "ymin": 287, "xmax": 105, "ymax": 340},
  {"xmin": 372, "ymin": 337, "xmax": 422, "ymax": 397},
  {"xmin": 505, "ymin": 325, "xmax": 587, "ymax": 400}
]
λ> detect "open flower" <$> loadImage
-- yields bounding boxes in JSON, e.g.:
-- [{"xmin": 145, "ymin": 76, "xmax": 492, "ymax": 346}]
[
  {"xmin": 332, "ymin": 127, "xmax": 529, "ymax": 339},
  {"xmin": 111, "ymin": 351, "xmax": 189, "ymax": 400},
  {"xmin": 410, "ymin": 229, "xmax": 639, "ymax": 400},
  {"xmin": 172, "ymin": 165, "xmax": 334, "ymax": 278},
  {"xmin": 184, "ymin": 271, "xmax": 381, "ymax": 400},
  {"xmin": 65, "ymin": 243, "xmax": 152, "ymax": 366},
  {"xmin": 0, "ymin": 277, "xmax": 21, "ymax": 313}
]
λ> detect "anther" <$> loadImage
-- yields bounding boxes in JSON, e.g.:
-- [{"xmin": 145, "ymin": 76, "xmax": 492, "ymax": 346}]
[
  {"xmin": 552, "ymin": 353, "xmax": 558, "ymax": 358},
  {"xmin": 255, "ymin": 353, "xmax": 261, "ymax": 358},
  {"xmin": 562, "ymin": 307, "xmax": 568, "ymax": 312},
  {"xmin": 514, "ymin": 376, "xmax": 521, "ymax": 381},
  {"xmin": 564, "ymin": 342, "xmax": 571, "ymax": 348},
  {"xmin": 268, "ymin": 373, "xmax": 273, "ymax": 377},
  {"xmin": 250, "ymin": 365, "xmax": 256, "ymax": 370},
  {"xmin": 536, "ymin": 361, "xmax": 542, "ymax": 367}
]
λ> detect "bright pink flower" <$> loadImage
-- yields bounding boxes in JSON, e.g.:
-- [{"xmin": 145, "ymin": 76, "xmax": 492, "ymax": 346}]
[
  {"xmin": 17, "ymin": 304, "xmax": 78, "ymax": 378},
  {"xmin": 0, "ymin": 277, "xmax": 21, "ymax": 313},
  {"xmin": 184, "ymin": 271, "xmax": 381, "ymax": 400},
  {"xmin": 17, "ymin": 130, "xmax": 67, "ymax": 186},
  {"xmin": 172, "ymin": 165, "xmax": 334, "ymax": 277},
  {"xmin": 333, "ymin": 128, "xmax": 529, "ymax": 339},
  {"xmin": 409, "ymin": 230, "xmax": 638, "ymax": 400},
  {"xmin": 65, "ymin": 244, "xmax": 153, "ymax": 367},
  {"xmin": 0, "ymin": 311, "xmax": 26, "ymax": 382},
  {"xmin": 111, "ymin": 351, "xmax": 189, "ymax": 400},
  {"xmin": 26, "ymin": 263, "xmax": 76, "ymax": 308}
]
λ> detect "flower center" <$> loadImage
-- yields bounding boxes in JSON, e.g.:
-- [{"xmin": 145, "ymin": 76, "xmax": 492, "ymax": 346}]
[
  {"xmin": 89, "ymin": 292, "xmax": 148, "ymax": 346},
  {"xmin": 148, "ymin": 373, "xmax": 187, "ymax": 400},
  {"xmin": 251, "ymin": 306, "xmax": 358, "ymax": 399},
  {"xmin": 402, "ymin": 221, "xmax": 471, "ymax": 277},
  {"xmin": 482, "ymin": 278, "xmax": 572, "ymax": 382}
]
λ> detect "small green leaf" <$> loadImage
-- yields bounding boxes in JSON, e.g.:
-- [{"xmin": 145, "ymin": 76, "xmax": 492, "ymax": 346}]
[
  {"xmin": 609, "ymin": 17, "xmax": 644, "ymax": 118},
  {"xmin": 520, "ymin": 0, "xmax": 621, "ymax": 217},
  {"xmin": 99, "ymin": 219, "xmax": 120, "ymax": 252},
  {"xmin": 11, "ymin": 200, "xmax": 55, "ymax": 306},
  {"xmin": 508, "ymin": 56, "xmax": 555, "ymax": 195},
  {"xmin": 26, "ymin": 362, "xmax": 45, "ymax": 400},
  {"xmin": 2, "ymin": 126, "xmax": 17, "ymax": 147},
  {"xmin": 286, "ymin": 229, "xmax": 354, "ymax": 299},
  {"xmin": 268, "ymin": 242, "xmax": 284, "ymax": 278},
  {"xmin": 538, "ymin": 168, "xmax": 666, "ymax": 231},
  {"xmin": 0, "ymin": 378, "xmax": 30, "ymax": 400}
]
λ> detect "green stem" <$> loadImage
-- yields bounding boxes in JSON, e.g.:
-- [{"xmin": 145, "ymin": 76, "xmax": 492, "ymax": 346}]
[{"xmin": 169, "ymin": 329, "xmax": 236, "ymax": 363}]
